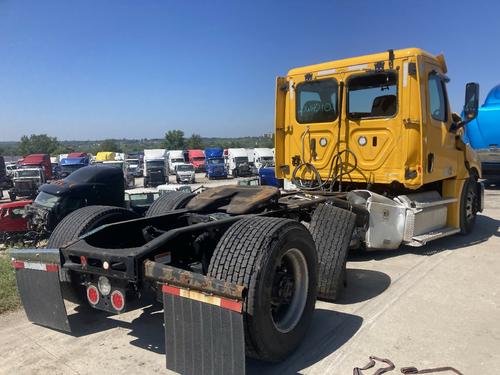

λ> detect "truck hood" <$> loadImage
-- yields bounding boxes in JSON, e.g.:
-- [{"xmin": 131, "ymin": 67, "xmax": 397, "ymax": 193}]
[
  {"xmin": 465, "ymin": 105, "xmax": 500, "ymax": 149},
  {"xmin": 39, "ymin": 181, "xmax": 93, "ymax": 197}
]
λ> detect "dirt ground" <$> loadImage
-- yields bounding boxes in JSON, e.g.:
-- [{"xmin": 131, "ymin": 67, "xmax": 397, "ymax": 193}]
[{"xmin": 0, "ymin": 183, "xmax": 499, "ymax": 375}]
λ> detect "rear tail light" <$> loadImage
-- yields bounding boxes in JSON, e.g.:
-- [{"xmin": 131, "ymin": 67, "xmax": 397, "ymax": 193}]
[
  {"xmin": 86, "ymin": 285, "xmax": 99, "ymax": 305},
  {"xmin": 111, "ymin": 290, "xmax": 125, "ymax": 311}
]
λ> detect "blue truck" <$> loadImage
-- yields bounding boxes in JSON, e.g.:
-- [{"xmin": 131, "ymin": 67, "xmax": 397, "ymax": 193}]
[
  {"xmin": 259, "ymin": 166, "xmax": 283, "ymax": 188},
  {"xmin": 204, "ymin": 147, "xmax": 227, "ymax": 179},
  {"xmin": 58, "ymin": 156, "xmax": 90, "ymax": 178},
  {"xmin": 464, "ymin": 84, "xmax": 500, "ymax": 178}
]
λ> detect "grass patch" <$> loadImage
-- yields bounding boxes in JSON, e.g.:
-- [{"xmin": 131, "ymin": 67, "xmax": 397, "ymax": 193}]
[{"xmin": 0, "ymin": 252, "xmax": 20, "ymax": 313}]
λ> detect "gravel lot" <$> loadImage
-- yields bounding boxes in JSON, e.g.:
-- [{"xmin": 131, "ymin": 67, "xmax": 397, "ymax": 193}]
[{"xmin": 0, "ymin": 180, "xmax": 499, "ymax": 374}]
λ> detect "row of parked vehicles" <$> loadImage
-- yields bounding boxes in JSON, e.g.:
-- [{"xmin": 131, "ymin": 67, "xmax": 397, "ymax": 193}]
[{"xmin": 142, "ymin": 147, "xmax": 275, "ymax": 187}]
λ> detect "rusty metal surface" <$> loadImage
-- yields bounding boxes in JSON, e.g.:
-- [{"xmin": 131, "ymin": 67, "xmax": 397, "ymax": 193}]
[
  {"xmin": 186, "ymin": 185, "xmax": 280, "ymax": 214},
  {"xmin": 144, "ymin": 260, "xmax": 245, "ymax": 300}
]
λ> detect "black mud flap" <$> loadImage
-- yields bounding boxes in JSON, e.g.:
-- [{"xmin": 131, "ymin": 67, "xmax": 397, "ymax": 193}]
[
  {"xmin": 9, "ymin": 248, "xmax": 71, "ymax": 332},
  {"xmin": 144, "ymin": 260, "xmax": 246, "ymax": 375},
  {"xmin": 162, "ymin": 285, "xmax": 245, "ymax": 375}
]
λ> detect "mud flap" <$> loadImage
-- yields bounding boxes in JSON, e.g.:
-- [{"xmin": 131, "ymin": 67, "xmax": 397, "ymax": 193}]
[
  {"xmin": 162, "ymin": 285, "xmax": 245, "ymax": 375},
  {"xmin": 9, "ymin": 248, "xmax": 71, "ymax": 332}
]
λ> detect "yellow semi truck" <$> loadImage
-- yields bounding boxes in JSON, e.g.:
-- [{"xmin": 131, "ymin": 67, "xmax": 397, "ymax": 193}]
[
  {"xmin": 275, "ymin": 47, "xmax": 483, "ymax": 247},
  {"xmin": 10, "ymin": 48, "xmax": 483, "ymax": 374}
]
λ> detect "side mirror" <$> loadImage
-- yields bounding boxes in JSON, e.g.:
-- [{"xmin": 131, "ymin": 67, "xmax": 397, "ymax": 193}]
[{"xmin": 463, "ymin": 82, "xmax": 479, "ymax": 121}]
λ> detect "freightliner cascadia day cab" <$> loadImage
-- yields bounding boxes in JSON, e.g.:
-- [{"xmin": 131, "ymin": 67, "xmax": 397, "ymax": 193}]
[
  {"xmin": 463, "ymin": 84, "xmax": 500, "ymax": 178},
  {"xmin": 10, "ymin": 48, "xmax": 483, "ymax": 375}
]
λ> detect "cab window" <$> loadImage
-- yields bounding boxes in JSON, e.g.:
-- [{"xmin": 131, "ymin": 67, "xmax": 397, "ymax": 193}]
[
  {"xmin": 428, "ymin": 73, "xmax": 448, "ymax": 122},
  {"xmin": 296, "ymin": 79, "xmax": 338, "ymax": 123},
  {"xmin": 347, "ymin": 72, "xmax": 398, "ymax": 119}
]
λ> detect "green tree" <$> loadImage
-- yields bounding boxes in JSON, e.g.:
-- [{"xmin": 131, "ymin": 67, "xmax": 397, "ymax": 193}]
[
  {"xmin": 164, "ymin": 130, "xmax": 185, "ymax": 149},
  {"xmin": 18, "ymin": 134, "xmax": 60, "ymax": 155},
  {"xmin": 185, "ymin": 133, "xmax": 204, "ymax": 149},
  {"xmin": 52, "ymin": 145, "xmax": 75, "ymax": 156},
  {"xmin": 98, "ymin": 139, "xmax": 122, "ymax": 153}
]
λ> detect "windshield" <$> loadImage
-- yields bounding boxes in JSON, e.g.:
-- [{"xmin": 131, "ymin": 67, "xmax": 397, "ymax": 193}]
[
  {"xmin": 171, "ymin": 158, "xmax": 184, "ymax": 163},
  {"xmin": 60, "ymin": 164, "xmax": 82, "ymax": 173},
  {"xmin": 126, "ymin": 193, "xmax": 159, "ymax": 206},
  {"xmin": 261, "ymin": 156, "xmax": 274, "ymax": 162},
  {"xmin": 35, "ymin": 191, "xmax": 60, "ymax": 208},
  {"xmin": 192, "ymin": 157, "xmax": 205, "ymax": 161},
  {"xmin": 296, "ymin": 79, "xmax": 338, "ymax": 123},
  {"xmin": 208, "ymin": 157, "xmax": 224, "ymax": 165},
  {"xmin": 146, "ymin": 160, "xmax": 164, "ymax": 168},
  {"xmin": 235, "ymin": 157, "xmax": 248, "ymax": 164},
  {"xmin": 16, "ymin": 169, "xmax": 40, "ymax": 178},
  {"xmin": 177, "ymin": 165, "xmax": 194, "ymax": 172}
]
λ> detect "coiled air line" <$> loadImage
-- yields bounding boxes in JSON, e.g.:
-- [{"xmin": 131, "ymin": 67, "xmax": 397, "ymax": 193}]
[{"xmin": 291, "ymin": 81, "xmax": 359, "ymax": 192}]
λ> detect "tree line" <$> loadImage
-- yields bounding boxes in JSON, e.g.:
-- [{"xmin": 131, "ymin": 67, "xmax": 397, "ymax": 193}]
[{"xmin": 0, "ymin": 131, "xmax": 274, "ymax": 157}]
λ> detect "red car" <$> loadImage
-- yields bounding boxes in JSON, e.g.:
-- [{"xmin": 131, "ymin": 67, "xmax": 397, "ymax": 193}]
[{"xmin": 0, "ymin": 200, "xmax": 32, "ymax": 236}]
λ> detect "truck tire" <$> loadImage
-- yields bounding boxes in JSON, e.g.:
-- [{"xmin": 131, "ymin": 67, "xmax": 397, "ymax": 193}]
[
  {"xmin": 47, "ymin": 205, "xmax": 139, "ymax": 248},
  {"xmin": 208, "ymin": 217, "xmax": 317, "ymax": 362},
  {"xmin": 309, "ymin": 204, "xmax": 356, "ymax": 301},
  {"xmin": 9, "ymin": 192, "xmax": 16, "ymax": 201},
  {"xmin": 145, "ymin": 191, "xmax": 195, "ymax": 217},
  {"xmin": 460, "ymin": 177, "xmax": 479, "ymax": 234}
]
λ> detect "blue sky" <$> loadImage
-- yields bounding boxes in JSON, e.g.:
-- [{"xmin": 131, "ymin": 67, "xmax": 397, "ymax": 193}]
[{"xmin": 1, "ymin": 0, "xmax": 499, "ymax": 141}]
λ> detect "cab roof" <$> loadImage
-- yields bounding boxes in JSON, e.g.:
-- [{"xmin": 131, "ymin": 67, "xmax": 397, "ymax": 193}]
[{"xmin": 287, "ymin": 48, "xmax": 440, "ymax": 76}]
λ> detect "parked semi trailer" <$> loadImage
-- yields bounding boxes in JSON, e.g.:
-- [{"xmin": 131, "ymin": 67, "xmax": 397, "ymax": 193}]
[
  {"xmin": 463, "ymin": 84, "xmax": 500, "ymax": 178},
  {"xmin": 10, "ymin": 48, "xmax": 483, "ymax": 375}
]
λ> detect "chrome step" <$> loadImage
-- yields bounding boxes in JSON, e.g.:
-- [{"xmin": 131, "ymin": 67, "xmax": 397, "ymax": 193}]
[{"xmin": 407, "ymin": 227, "xmax": 461, "ymax": 247}]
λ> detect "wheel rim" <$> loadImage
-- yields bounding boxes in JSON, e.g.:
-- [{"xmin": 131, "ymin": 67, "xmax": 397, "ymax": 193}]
[
  {"xmin": 465, "ymin": 185, "xmax": 478, "ymax": 223},
  {"xmin": 270, "ymin": 248, "xmax": 309, "ymax": 333}
]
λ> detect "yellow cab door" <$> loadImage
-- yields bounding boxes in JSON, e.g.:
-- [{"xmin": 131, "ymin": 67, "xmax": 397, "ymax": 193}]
[
  {"xmin": 344, "ymin": 62, "xmax": 406, "ymax": 185},
  {"xmin": 420, "ymin": 57, "xmax": 459, "ymax": 183},
  {"xmin": 284, "ymin": 71, "xmax": 344, "ymax": 182}
]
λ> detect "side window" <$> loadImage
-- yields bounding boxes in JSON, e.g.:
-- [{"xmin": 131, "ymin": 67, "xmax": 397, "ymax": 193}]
[
  {"xmin": 428, "ymin": 73, "xmax": 448, "ymax": 122},
  {"xmin": 11, "ymin": 208, "xmax": 24, "ymax": 218},
  {"xmin": 347, "ymin": 72, "xmax": 398, "ymax": 119},
  {"xmin": 296, "ymin": 79, "xmax": 338, "ymax": 124}
]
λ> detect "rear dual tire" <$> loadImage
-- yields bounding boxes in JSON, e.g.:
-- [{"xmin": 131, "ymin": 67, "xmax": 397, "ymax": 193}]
[{"xmin": 208, "ymin": 216, "xmax": 317, "ymax": 362}]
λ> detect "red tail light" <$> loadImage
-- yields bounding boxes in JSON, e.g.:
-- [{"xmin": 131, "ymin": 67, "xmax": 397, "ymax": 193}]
[
  {"xmin": 111, "ymin": 290, "xmax": 125, "ymax": 311},
  {"xmin": 86, "ymin": 285, "xmax": 99, "ymax": 305}
]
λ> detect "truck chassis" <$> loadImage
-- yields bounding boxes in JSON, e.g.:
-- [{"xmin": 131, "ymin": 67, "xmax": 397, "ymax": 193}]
[{"xmin": 10, "ymin": 187, "xmax": 366, "ymax": 375}]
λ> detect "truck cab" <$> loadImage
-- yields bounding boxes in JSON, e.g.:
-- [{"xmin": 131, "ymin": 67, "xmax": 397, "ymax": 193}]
[
  {"xmin": 26, "ymin": 165, "xmax": 125, "ymax": 234},
  {"xmin": 275, "ymin": 48, "xmax": 482, "ymax": 247},
  {"xmin": 175, "ymin": 163, "xmax": 196, "ymax": 184},
  {"xmin": 59, "ymin": 156, "xmax": 90, "ymax": 178},
  {"xmin": 187, "ymin": 150, "xmax": 206, "ymax": 172},
  {"xmin": 253, "ymin": 148, "xmax": 275, "ymax": 170},
  {"xmin": 226, "ymin": 148, "xmax": 252, "ymax": 177},
  {"xmin": 21, "ymin": 154, "xmax": 52, "ymax": 180},
  {"xmin": 167, "ymin": 150, "xmax": 185, "ymax": 175},
  {"xmin": 9, "ymin": 168, "xmax": 45, "ymax": 201},
  {"xmin": 204, "ymin": 147, "xmax": 227, "ymax": 179},
  {"xmin": 143, "ymin": 149, "xmax": 167, "ymax": 187},
  {"xmin": 463, "ymin": 84, "xmax": 500, "ymax": 178}
]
